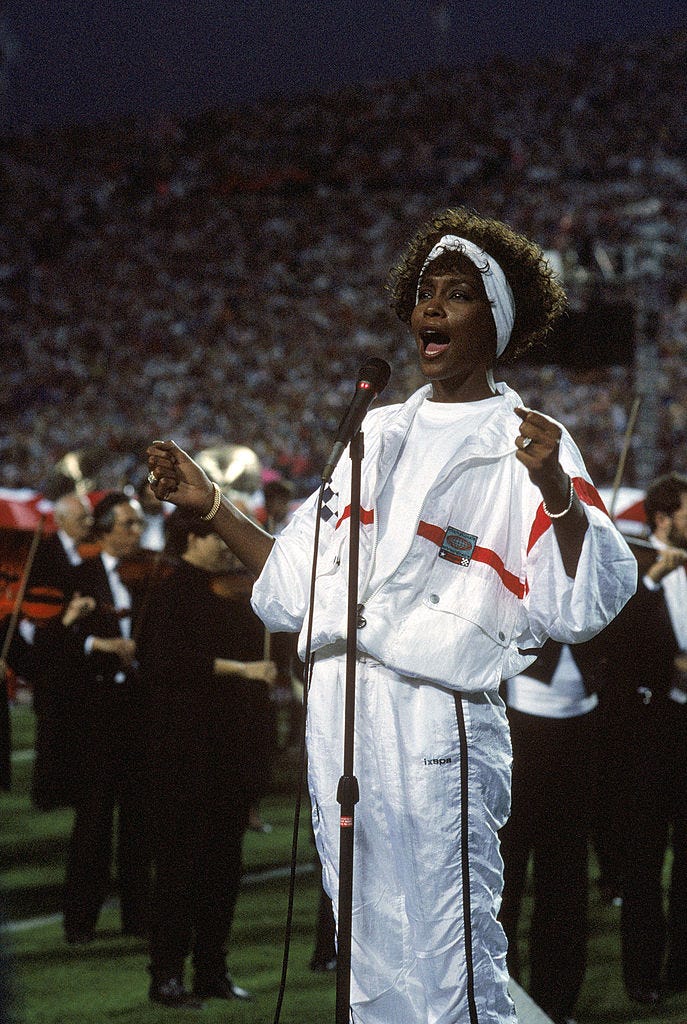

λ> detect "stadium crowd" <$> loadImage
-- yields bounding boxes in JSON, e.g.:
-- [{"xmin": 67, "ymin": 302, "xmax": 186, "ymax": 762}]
[{"xmin": 1, "ymin": 27, "xmax": 686, "ymax": 497}]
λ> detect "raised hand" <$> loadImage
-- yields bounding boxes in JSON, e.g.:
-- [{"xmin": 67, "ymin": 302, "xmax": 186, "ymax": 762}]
[
  {"xmin": 146, "ymin": 440, "xmax": 215, "ymax": 515},
  {"xmin": 514, "ymin": 406, "xmax": 572, "ymax": 515},
  {"xmin": 147, "ymin": 439, "xmax": 274, "ymax": 577},
  {"xmin": 514, "ymin": 407, "xmax": 588, "ymax": 577}
]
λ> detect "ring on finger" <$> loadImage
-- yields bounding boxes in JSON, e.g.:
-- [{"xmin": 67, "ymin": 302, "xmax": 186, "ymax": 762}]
[{"xmin": 521, "ymin": 436, "xmax": 533, "ymax": 449}]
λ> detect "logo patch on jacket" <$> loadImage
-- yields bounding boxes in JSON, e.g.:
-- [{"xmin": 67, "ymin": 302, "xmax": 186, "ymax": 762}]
[{"xmin": 439, "ymin": 527, "xmax": 478, "ymax": 567}]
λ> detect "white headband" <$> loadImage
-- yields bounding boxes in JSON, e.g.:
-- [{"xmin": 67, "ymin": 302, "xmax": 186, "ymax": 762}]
[{"xmin": 416, "ymin": 235, "xmax": 516, "ymax": 357}]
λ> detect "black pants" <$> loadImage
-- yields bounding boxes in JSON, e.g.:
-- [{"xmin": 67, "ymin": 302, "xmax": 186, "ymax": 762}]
[
  {"xmin": 63, "ymin": 693, "xmax": 151, "ymax": 936},
  {"xmin": 499, "ymin": 706, "xmax": 597, "ymax": 1021},
  {"xmin": 590, "ymin": 688, "xmax": 631, "ymax": 897},
  {"xmin": 620, "ymin": 696, "xmax": 687, "ymax": 991},
  {"xmin": 148, "ymin": 750, "xmax": 250, "ymax": 983}
]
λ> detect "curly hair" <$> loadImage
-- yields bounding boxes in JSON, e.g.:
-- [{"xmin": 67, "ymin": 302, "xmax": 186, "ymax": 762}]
[{"xmin": 386, "ymin": 207, "xmax": 568, "ymax": 362}]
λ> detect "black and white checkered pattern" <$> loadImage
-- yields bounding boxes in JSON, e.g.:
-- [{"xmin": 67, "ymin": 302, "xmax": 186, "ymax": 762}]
[{"xmin": 320, "ymin": 485, "xmax": 339, "ymax": 525}]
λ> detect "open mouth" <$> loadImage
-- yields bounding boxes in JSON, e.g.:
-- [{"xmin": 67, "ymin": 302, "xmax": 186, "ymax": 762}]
[{"xmin": 420, "ymin": 330, "xmax": 450, "ymax": 356}]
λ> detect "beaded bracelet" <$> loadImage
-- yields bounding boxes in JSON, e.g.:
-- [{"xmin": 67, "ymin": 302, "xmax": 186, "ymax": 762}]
[
  {"xmin": 200, "ymin": 481, "xmax": 222, "ymax": 521},
  {"xmin": 542, "ymin": 476, "xmax": 574, "ymax": 519}
]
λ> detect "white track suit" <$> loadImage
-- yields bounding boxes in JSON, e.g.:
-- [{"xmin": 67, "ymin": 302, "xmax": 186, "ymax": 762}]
[
  {"xmin": 252, "ymin": 383, "xmax": 637, "ymax": 1024},
  {"xmin": 309, "ymin": 652, "xmax": 514, "ymax": 1023}
]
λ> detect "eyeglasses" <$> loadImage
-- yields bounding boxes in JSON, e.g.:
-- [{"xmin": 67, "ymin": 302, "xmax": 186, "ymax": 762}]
[{"xmin": 114, "ymin": 517, "xmax": 145, "ymax": 531}]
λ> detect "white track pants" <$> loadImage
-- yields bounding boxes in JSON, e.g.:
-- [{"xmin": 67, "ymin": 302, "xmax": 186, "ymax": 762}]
[{"xmin": 307, "ymin": 650, "xmax": 517, "ymax": 1024}]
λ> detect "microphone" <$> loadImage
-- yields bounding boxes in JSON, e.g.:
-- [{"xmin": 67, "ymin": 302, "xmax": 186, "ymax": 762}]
[{"xmin": 321, "ymin": 357, "xmax": 391, "ymax": 482}]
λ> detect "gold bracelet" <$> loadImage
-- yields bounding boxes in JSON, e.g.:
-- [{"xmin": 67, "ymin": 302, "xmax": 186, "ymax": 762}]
[
  {"xmin": 542, "ymin": 476, "xmax": 574, "ymax": 519},
  {"xmin": 200, "ymin": 481, "xmax": 222, "ymax": 521}
]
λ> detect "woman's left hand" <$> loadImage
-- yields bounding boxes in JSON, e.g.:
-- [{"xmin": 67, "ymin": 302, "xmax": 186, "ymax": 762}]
[
  {"xmin": 514, "ymin": 406, "xmax": 587, "ymax": 577},
  {"xmin": 514, "ymin": 406, "xmax": 571, "ymax": 509}
]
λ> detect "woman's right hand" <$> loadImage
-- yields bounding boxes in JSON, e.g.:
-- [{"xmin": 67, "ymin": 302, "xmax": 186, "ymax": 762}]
[
  {"xmin": 146, "ymin": 440, "xmax": 215, "ymax": 514},
  {"xmin": 147, "ymin": 440, "xmax": 275, "ymax": 578}
]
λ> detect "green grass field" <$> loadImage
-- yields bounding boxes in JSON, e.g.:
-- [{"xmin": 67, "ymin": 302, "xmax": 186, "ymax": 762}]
[{"xmin": 2, "ymin": 703, "xmax": 686, "ymax": 1024}]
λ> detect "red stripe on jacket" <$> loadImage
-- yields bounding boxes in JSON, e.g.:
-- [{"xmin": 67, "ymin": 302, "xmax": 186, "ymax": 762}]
[
  {"xmin": 417, "ymin": 521, "xmax": 526, "ymax": 598},
  {"xmin": 338, "ymin": 476, "xmax": 606, "ymax": 597},
  {"xmin": 336, "ymin": 505, "xmax": 374, "ymax": 530},
  {"xmin": 526, "ymin": 477, "xmax": 608, "ymax": 554}
]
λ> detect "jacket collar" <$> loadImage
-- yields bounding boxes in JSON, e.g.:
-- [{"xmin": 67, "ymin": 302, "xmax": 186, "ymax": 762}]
[{"xmin": 376, "ymin": 381, "xmax": 522, "ymax": 484}]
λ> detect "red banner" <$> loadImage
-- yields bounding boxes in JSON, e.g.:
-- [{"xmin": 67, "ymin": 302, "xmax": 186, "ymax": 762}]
[{"xmin": 0, "ymin": 489, "xmax": 56, "ymax": 532}]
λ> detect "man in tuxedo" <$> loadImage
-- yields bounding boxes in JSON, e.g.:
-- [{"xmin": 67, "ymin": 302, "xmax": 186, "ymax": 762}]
[
  {"xmin": 598, "ymin": 472, "xmax": 687, "ymax": 1006},
  {"xmin": 59, "ymin": 491, "xmax": 151, "ymax": 944},
  {"xmin": 29, "ymin": 492, "xmax": 95, "ymax": 809}
]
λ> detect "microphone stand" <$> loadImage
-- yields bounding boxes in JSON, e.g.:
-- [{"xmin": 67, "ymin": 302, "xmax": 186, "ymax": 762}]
[{"xmin": 335, "ymin": 428, "xmax": 364, "ymax": 1024}]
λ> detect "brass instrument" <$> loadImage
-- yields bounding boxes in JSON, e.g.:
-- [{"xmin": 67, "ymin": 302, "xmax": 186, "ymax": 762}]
[
  {"xmin": 195, "ymin": 444, "xmax": 276, "ymax": 659},
  {"xmin": 194, "ymin": 444, "xmax": 262, "ymax": 502},
  {"xmin": 49, "ymin": 448, "xmax": 114, "ymax": 498}
]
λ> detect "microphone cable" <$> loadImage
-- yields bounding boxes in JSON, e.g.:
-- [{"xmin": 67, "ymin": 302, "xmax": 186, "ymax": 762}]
[
  {"xmin": 271, "ymin": 355, "xmax": 389, "ymax": 1020},
  {"xmin": 272, "ymin": 479, "xmax": 326, "ymax": 1024}
]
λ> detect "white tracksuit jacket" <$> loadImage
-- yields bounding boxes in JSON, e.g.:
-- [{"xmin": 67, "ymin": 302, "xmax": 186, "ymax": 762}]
[{"xmin": 252, "ymin": 382, "xmax": 637, "ymax": 1024}]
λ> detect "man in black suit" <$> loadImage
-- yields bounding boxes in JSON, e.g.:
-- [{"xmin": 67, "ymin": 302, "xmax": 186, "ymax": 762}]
[
  {"xmin": 29, "ymin": 492, "xmax": 95, "ymax": 809},
  {"xmin": 598, "ymin": 472, "xmax": 687, "ymax": 1006},
  {"xmin": 0, "ymin": 491, "xmax": 93, "ymax": 797},
  {"xmin": 59, "ymin": 491, "xmax": 151, "ymax": 944}
]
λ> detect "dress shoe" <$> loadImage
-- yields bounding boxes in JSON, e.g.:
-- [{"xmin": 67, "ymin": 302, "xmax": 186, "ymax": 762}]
[
  {"xmin": 597, "ymin": 882, "xmax": 622, "ymax": 907},
  {"xmin": 309, "ymin": 955, "xmax": 337, "ymax": 972},
  {"xmin": 626, "ymin": 986, "xmax": 661, "ymax": 1006},
  {"xmin": 193, "ymin": 974, "xmax": 252, "ymax": 1000},
  {"xmin": 149, "ymin": 977, "xmax": 204, "ymax": 1009},
  {"xmin": 248, "ymin": 820, "xmax": 273, "ymax": 834}
]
